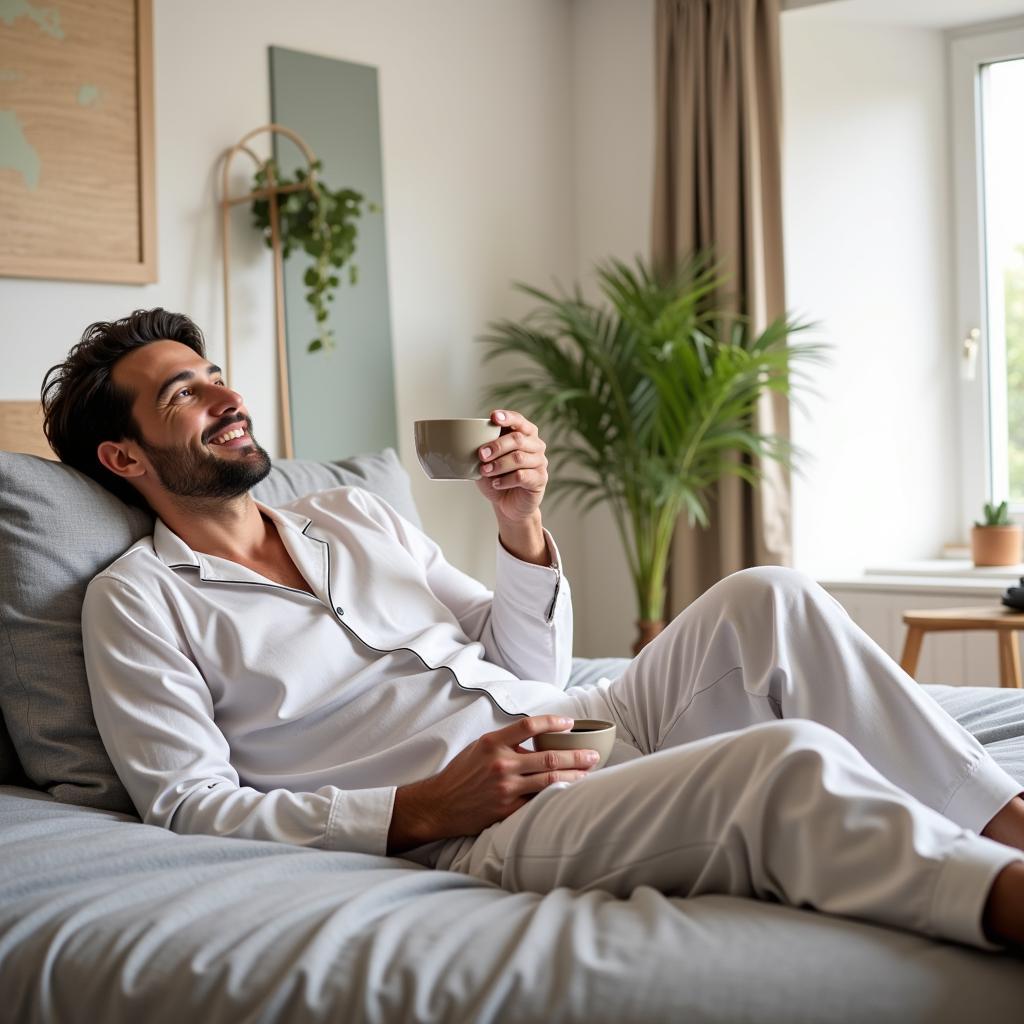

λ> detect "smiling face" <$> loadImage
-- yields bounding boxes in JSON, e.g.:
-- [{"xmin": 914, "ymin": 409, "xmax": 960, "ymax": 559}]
[{"xmin": 99, "ymin": 339, "xmax": 271, "ymax": 506}]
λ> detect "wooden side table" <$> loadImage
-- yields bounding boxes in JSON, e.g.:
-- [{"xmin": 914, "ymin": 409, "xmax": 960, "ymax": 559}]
[{"xmin": 900, "ymin": 606, "xmax": 1024, "ymax": 688}]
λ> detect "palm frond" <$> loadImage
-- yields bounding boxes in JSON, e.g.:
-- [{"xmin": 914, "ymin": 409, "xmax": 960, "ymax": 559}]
[{"xmin": 478, "ymin": 253, "xmax": 828, "ymax": 621}]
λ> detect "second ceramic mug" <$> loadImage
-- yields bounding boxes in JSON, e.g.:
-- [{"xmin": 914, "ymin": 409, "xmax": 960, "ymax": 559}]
[
  {"xmin": 414, "ymin": 418, "xmax": 502, "ymax": 480},
  {"xmin": 532, "ymin": 719, "xmax": 617, "ymax": 769}
]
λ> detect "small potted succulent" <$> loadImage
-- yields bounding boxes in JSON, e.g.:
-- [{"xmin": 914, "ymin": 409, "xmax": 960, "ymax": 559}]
[{"xmin": 971, "ymin": 501, "xmax": 1023, "ymax": 567}]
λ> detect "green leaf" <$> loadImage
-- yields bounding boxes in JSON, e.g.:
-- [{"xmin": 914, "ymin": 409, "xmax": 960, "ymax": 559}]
[
  {"xmin": 478, "ymin": 252, "xmax": 825, "ymax": 623},
  {"xmin": 248, "ymin": 154, "xmax": 369, "ymax": 356}
]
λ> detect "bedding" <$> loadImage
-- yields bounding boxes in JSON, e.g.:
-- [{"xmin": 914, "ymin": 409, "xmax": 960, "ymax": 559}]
[
  {"xmin": 2, "ymin": 449, "xmax": 1024, "ymax": 1021},
  {"xmin": 3, "ymin": 676, "xmax": 1024, "ymax": 1023}
]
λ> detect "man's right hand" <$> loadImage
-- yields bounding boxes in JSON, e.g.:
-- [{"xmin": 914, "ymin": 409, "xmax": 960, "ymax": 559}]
[{"xmin": 386, "ymin": 715, "xmax": 599, "ymax": 855}]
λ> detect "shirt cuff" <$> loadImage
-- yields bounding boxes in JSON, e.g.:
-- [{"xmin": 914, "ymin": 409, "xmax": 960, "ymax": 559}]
[
  {"xmin": 323, "ymin": 785, "xmax": 397, "ymax": 856},
  {"xmin": 495, "ymin": 528, "xmax": 563, "ymax": 616}
]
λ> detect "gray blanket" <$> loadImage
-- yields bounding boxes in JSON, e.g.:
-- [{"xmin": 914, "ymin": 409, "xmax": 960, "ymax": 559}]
[{"xmin": 2, "ymin": 683, "xmax": 1024, "ymax": 1023}]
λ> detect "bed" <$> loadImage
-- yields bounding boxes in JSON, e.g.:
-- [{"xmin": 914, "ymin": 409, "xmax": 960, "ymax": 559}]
[{"xmin": 2, "ymin": 421, "xmax": 1024, "ymax": 1022}]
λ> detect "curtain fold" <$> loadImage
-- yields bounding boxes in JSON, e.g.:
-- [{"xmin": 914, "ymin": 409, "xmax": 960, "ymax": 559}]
[{"xmin": 651, "ymin": 0, "xmax": 790, "ymax": 614}]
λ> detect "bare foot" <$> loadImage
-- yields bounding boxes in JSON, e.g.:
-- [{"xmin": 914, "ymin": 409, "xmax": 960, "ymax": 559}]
[
  {"xmin": 981, "ymin": 794, "xmax": 1024, "ymax": 853},
  {"xmin": 982, "ymin": 860, "xmax": 1024, "ymax": 948}
]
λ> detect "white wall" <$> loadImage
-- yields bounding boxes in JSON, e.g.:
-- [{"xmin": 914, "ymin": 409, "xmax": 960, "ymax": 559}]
[
  {"xmin": 568, "ymin": 0, "xmax": 656, "ymax": 655},
  {"xmin": 11, "ymin": 0, "xmax": 951, "ymax": 655},
  {"xmin": 0, "ymin": 0, "xmax": 582, "ymax": 590},
  {"xmin": 781, "ymin": 12, "xmax": 959, "ymax": 577},
  {"xmin": 566, "ymin": 0, "xmax": 966, "ymax": 628}
]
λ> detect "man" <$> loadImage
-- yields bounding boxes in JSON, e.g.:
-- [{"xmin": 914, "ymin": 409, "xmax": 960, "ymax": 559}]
[{"xmin": 44, "ymin": 308, "xmax": 1024, "ymax": 952}]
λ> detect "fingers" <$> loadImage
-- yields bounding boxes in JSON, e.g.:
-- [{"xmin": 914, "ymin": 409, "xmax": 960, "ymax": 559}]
[
  {"xmin": 480, "ymin": 447, "xmax": 546, "ymax": 482},
  {"xmin": 477, "ymin": 718, "xmax": 594, "ymax": 807},
  {"xmin": 488, "ymin": 409, "xmax": 538, "ymax": 437},
  {"xmin": 485, "ymin": 469, "xmax": 547, "ymax": 494},
  {"xmin": 479, "ymin": 430, "xmax": 546, "ymax": 464},
  {"xmin": 478, "ymin": 429, "xmax": 548, "ymax": 491},
  {"xmin": 520, "ymin": 765, "xmax": 593, "ymax": 794},
  {"xmin": 490, "ymin": 715, "xmax": 573, "ymax": 748},
  {"xmin": 519, "ymin": 748, "xmax": 600, "ymax": 775}
]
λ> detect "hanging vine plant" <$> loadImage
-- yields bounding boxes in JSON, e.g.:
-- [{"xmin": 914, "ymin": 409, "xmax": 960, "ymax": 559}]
[{"xmin": 250, "ymin": 158, "xmax": 378, "ymax": 352}]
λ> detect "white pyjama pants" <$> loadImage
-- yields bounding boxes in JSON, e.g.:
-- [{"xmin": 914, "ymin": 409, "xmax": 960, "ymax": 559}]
[{"xmin": 429, "ymin": 567, "xmax": 1024, "ymax": 950}]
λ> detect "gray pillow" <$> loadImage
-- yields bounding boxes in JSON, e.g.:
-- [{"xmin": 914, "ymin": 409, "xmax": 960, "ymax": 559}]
[
  {"xmin": 0, "ymin": 448, "xmax": 418, "ymax": 810},
  {"xmin": 0, "ymin": 455, "xmax": 152, "ymax": 810},
  {"xmin": 252, "ymin": 451, "xmax": 422, "ymax": 528}
]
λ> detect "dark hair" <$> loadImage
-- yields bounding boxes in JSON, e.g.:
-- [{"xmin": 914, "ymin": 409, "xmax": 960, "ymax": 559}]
[{"xmin": 41, "ymin": 308, "xmax": 207, "ymax": 507}]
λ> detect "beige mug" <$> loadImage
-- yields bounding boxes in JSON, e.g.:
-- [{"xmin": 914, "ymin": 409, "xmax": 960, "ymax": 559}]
[
  {"xmin": 532, "ymin": 719, "xmax": 616, "ymax": 769},
  {"xmin": 414, "ymin": 418, "xmax": 502, "ymax": 481}
]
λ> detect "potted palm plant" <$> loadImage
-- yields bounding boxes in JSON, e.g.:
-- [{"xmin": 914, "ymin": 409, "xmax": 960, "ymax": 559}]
[{"xmin": 479, "ymin": 254, "xmax": 823, "ymax": 653}]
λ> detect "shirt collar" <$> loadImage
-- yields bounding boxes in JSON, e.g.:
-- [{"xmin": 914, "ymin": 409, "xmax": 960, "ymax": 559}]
[{"xmin": 151, "ymin": 502, "xmax": 316, "ymax": 581}]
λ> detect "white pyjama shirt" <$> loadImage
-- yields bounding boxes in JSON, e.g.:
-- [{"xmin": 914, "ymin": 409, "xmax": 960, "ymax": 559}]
[{"xmin": 82, "ymin": 487, "xmax": 572, "ymax": 856}]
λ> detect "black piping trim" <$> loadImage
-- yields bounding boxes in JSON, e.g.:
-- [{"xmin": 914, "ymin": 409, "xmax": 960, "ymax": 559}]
[
  {"xmin": 166, "ymin": 563, "xmax": 320, "ymax": 601},
  {"xmin": 304, "ymin": 523, "xmax": 529, "ymax": 722},
  {"xmin": 169, "ymin": 518, "xmax": 549, "ymax": 722},
  {"xmin": 165, "ymin": 517, "xmax": 324, "ymax": 600},
  {"xmin": 544, "ymin": 567, "xmax": 561, "ymax": 624}
]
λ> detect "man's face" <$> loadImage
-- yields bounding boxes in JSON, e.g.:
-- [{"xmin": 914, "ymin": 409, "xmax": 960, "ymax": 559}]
[{"xmin": 111, "ymin": 340, "xmax": 271, "ymax": 501}]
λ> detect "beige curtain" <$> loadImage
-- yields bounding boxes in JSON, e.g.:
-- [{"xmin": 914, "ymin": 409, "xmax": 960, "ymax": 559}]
[{"xmin": 652, "ymin": 0, "xmax": 791, "ymax": 614}]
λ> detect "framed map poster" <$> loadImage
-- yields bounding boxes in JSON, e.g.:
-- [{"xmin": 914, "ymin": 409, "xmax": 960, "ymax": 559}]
[{"xmin": 0, "ymin": 0, "xmax": 156, "ymax": 283}]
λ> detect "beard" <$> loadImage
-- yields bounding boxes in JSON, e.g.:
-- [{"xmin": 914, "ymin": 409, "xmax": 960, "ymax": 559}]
[{"xmin": 140, "ymin": 419, "xmax": 272, "ymax": 500}]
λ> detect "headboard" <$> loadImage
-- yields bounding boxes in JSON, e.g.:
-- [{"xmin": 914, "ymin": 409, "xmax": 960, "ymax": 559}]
[{"xmin": 0, "ymin": 402, "xmax": 53, "ymax": 459}]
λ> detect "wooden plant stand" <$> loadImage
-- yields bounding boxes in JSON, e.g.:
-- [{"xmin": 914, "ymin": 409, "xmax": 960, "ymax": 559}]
[{"xmin": 220, "ymin": 123, "xmax": 319, "ymax": 459}]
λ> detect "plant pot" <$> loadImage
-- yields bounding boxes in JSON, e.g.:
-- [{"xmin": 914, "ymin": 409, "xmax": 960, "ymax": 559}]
[
  {"xmin": 971, "ymin": 524, "xmax": 1023, "ymax": 567},
  {"xmin": 633, "ymin": 620, "xmax": 666, "ymax": 655}
]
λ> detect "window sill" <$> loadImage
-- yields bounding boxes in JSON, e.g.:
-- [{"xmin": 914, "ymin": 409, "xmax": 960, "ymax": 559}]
[{"xmin": 819, "ymin": 560, "xmax": 1024, "ymax": 596}]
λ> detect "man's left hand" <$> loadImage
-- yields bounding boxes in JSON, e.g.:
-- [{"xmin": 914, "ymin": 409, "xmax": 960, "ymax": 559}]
[{"xmin": 475, "ymin": 410, "xmax": 548, "ymax": 524}]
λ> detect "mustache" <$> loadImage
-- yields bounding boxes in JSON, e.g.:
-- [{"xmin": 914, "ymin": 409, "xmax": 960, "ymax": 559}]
[{"xmin": 203, "ymin": 413, "xmax": 251, "ymax": 444}]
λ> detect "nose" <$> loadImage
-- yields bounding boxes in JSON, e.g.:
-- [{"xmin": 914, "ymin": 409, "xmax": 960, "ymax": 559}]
[{"xmin": 208, "ymin": 384, "xmax": 245, "ymax": 418}]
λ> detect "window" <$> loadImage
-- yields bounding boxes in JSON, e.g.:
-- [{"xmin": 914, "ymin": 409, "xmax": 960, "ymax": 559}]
[
  {"xmin": 951, "ymin": 26, "xmax": 1024, "ymax": 521},
  {"xmin": 983, "ymin": 59, "xmax": 1024, "ymax": 501}
]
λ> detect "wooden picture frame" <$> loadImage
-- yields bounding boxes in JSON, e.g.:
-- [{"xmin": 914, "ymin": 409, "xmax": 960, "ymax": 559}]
[
  {"xmin": 0, "ymin": 0, "xmax": 156, "ymax": 284},
  {"xmin": 0, "ymin": 402, "xmax": 51, "ymax": 459}
]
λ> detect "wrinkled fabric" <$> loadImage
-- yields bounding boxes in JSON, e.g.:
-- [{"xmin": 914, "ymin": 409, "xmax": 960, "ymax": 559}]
[
  {"xmin": 83, "ymin": 487, "xmax": 570, "ymax": 856},
  {"xmin": 433, "ymin": 569, "xmax": 1024, "ymax": 950}
]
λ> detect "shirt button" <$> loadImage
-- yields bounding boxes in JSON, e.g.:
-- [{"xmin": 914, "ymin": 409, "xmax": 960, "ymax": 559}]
[{"xmin": 335, "ymin": 606, "xmax": 344, "ymax": 616}]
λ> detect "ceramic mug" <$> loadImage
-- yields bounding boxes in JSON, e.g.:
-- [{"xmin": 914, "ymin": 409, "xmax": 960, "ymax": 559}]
[
  {"xmin": 532, "ymin": 719, "xmax": 617, "ymax": 769},
  {"xmin": 414, "ymin": 418, "xmax": 502, "ymax": 480}
]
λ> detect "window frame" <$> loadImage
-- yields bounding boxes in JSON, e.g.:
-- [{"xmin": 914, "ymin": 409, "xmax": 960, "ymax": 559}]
[{"xmin": 950, "ymin": 22, "xmax": 1024, "ymax": 524}]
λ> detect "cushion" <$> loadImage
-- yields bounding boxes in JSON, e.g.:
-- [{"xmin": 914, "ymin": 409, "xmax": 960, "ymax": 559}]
[
  {"xmin": 251, "ymin": 451, "xmax": 422, "ymax": 528},
  {"xmin": 0, "ymin": 448, "xmax": 417, "ymax": 810}
]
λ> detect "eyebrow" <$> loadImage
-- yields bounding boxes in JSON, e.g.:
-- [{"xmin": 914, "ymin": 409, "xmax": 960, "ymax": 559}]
[{"xmin": 155, "ymin": 363, "xmax": 222, "ymax": 405}]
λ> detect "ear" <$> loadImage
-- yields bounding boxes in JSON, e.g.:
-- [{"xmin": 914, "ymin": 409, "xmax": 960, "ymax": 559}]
[{"xmin": 96, "ymin": 439, "xmax": 146, "ymax": 480}]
